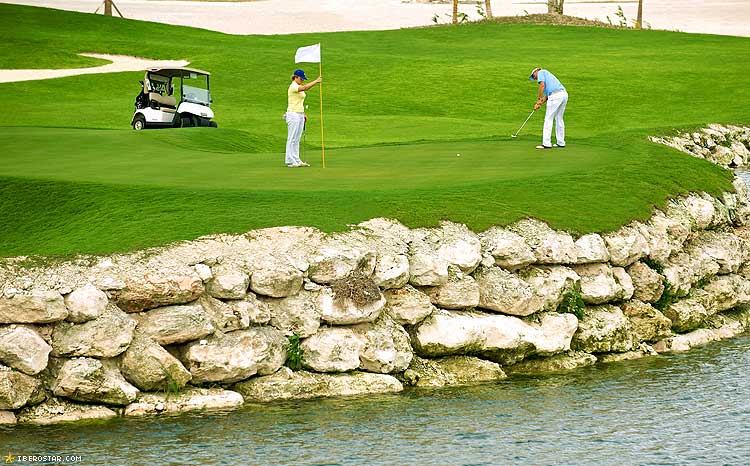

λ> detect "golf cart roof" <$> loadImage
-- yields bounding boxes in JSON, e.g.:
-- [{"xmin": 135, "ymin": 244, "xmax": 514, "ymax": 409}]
[{"xmin": 146, "ymin": 67, "xmax": 210, "ymax": 78}]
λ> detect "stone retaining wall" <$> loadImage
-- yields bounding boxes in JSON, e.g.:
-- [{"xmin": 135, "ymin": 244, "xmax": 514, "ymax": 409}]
[
  {"xmin": 650, "ymin": 124, "xmax": 750, "ymax": 168},
  {"xmin": 2, "ymin": 132, "xmax": 750, "ymax": 426}
]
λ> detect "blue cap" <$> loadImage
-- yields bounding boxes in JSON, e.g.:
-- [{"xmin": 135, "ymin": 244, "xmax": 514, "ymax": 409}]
[
  {"xmin": 293, "ymin": 69, "xmax": 308, "ymax": 80},
  {"xmin": 529, "ymin": 67, "xmax": 541, "ymax": 81}
]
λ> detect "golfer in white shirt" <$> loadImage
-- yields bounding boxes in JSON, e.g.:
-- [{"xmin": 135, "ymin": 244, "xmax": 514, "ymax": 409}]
[{"xmin": 530, "ymin": 67, "xmax": 568, "ymax": 149}]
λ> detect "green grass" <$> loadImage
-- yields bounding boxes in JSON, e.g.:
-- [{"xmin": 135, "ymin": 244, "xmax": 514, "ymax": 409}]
[{"xmin": 0, "ymin": 4, "xmax": 747, "ymax": 256}]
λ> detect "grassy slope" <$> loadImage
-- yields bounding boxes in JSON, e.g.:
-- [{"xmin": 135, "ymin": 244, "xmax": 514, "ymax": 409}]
[{"xmin": 0, "ymin": 4, "xmax": 746, "ymax": 256}]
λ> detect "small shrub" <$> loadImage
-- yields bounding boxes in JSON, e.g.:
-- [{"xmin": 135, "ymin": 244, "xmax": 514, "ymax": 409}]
[
  {"xmin": 286, "ymin": 333, "xmax": 304, "ymax": 371},
  {"xmin": 558, "ymin": 285, "xmax": 585, "ymax": 320},
  {"xmin": 161, "ymin": 365, "xmax": 181, "ymax": 401}
]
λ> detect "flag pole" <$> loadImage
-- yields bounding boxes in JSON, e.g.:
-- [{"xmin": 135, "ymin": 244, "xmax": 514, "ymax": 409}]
[{"xmin": 319, "ymin": 61, "xmax": 326, "ymax": 168}]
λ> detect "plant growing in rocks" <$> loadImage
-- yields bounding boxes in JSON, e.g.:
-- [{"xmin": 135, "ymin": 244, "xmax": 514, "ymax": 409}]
[
  {"xmin": 557, "ymin": 285, "xmax": 585, "ymax": 320},
  {"xmin": 286, "ymin": 333, "xmax": 304, "ymax": 371}
]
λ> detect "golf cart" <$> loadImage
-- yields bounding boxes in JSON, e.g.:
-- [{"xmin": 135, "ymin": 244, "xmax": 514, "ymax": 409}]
[{"xmin": 131, "ymin": 67, "xmax": 217, "ymax": 130}]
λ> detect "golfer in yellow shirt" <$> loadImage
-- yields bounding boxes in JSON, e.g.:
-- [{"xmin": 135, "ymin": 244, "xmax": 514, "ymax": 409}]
[{"xmin": 285, "ymin": 69, "xmax": 321, "ymax": 167}]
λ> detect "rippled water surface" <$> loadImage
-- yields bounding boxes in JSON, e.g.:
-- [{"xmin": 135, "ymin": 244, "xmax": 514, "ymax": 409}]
[{"xmin": 3, "ymin": 334, "xmax": 750, "ymax": 465}]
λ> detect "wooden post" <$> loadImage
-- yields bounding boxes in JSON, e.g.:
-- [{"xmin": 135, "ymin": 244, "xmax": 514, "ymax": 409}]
[
  {"xmin": 636, "ymin": 0, "xmax": 643, "ymax": 29},
  {"xmin": 104, "ymin": 0, "xmax": 112, "ymax": 16}
]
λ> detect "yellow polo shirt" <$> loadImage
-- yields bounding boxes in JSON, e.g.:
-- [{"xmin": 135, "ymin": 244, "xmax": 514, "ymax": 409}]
[{"xmin": 287, "ymin": 81, "xmax": 306, "ymax": 113}]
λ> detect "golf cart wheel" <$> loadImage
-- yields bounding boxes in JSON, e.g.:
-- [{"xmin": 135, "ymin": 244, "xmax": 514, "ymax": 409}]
[
  {"xmin": 180, "ymin": 116, "xmax": 194, "ymax": 128},
  {"xmin": 209, "ymin": 121, "xmax": 218, "ymax": 128},
  {"xmin": 132, "ymin": 115, "xmax": 146, "ymax": 131}
]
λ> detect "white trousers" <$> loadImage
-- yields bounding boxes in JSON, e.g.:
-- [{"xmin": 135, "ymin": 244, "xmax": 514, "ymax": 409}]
[
  {"xmin": 543, "ymin": 90, "xmax": 568, "ymax": 147},
  {"xmin": 285, "ymin": 112, "xmax": 305, "ymax": 165}
]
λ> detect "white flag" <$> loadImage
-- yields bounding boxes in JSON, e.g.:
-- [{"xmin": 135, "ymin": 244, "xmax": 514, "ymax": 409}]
[{"xmin": 295, "ymin": 43, "xmax": 321, "ymax": 63}]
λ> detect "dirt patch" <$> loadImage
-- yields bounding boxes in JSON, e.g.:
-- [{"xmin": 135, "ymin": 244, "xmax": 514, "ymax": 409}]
[{"xmin": 484, "ymin": 13, "xmax": 625, "ymax": 29}]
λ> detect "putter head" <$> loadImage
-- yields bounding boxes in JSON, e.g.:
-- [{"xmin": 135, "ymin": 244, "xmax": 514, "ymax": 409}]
[{"xmin": 511, "ymin": 134, "xmax": 517, "ymax": 138}]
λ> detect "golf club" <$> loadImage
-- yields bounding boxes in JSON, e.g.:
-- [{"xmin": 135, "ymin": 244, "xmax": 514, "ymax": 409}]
[{"xmin": 511, "ymin": 109, "xmax": 535, "ymax": 138}]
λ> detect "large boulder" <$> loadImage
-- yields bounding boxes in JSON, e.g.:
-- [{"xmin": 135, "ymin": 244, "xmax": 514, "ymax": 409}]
[
  {"xmin": 0, "ymin": 411, "xmax": 15, "ymax": 425},
  {"xmin": 508, "ymin": 218, "xmax": 577, "ymax": 264},
  {"xmin": 686, "ymin": 231, "xmax": 746, "ymax": 275},
  {"xmin": 421, "ymin": 268, "xmax": 480, "ymax": 310},
  {"xmin": 307, "ymin": 237, "xmax": 376, "ymax": 284},
  {"xmin": 124, "ymin": 388, "xmax": 244, "ymax": 417},
  {"xmin": 205, "ymin": 266, "xmax": 250, "ymax": 300},
  {"xmin": 135, "ymin": 302, "xmax": 215, "ymax": 345},
  {"xmin": 0, "ymin": 290, "xmax": 67, "ymax": 324},
  {"xmin": 51, "ymin": 304, "xmax": 137, "ymax": 358},
  {"xmin": 373, "ymin": 254, "xmax": 410, "ymax": 290},
  {"xmin": 111, "ymin": 272, "xmax": 204, "ymax": 312},
  {"xmin": 700, "ymin": 274, "xmax": 750, "ymax": 314},
  {"xmin": 429, "ymin": 222, "xmax": 482, "ymax": 273},
  {"xmin": 0, "ymin": 365, "xmax": 44, "ymax": 409},
  {"xmin": 571, "ymin": 305, "xmax": 635, "ymax": 353},
  {"xmin": 249, "ymin": 258, "xmax": 303, "ymax": 298},
  {"xmin": 233, "ymin": 367, "xmax": 403, "ymax": 402},
  {"xmin": 626, "ymin": 262, "xmax": 665, "ymax": 303},
  {"xmin": 519, "ymin": 265, "xmax": 580, "ymax": 311},
  {"xmin": 300, "ymin": 327, "xmax": 364, "ymax": 373},
  {"xmin": 620, "ymin": 300, "xmax": 672, "ymax": 343},
  {"xmin": 0, "ymin": 325, "xmax": 52, "ymax": 375},
  {"xmin": 263, "ymin": 290, "xmax": 321, "ymax": 338},
  {"xmin": 474, "ymin": 266, "xmax": 544, "ymax": 316},
  {"xmin": 16, "ymin": 398, "xmax": 117, "ymax": 426},
  {"xmin": 180, "ymin": 327, "xmax": 287, "ymax": 384},
  {"xmin": 120, "ymin": 333, "xmax": 192, "ymax": 392},
  {"xmin": 662, "ymin": 296, "xmax": 710, "ymax": 333},
  {"xmin": 64, "ymin": 284, "xmax": 108, "ymax": 323},
  {"xmin": 573, "ymin": 233, "xmax": 610, "ymax": 264},
  {"xmin": 52, "ymin": 358, "xmax": 139, "ymax": 405},
  {"xmin": 573, "ymin": 263, "xmax": 630, "ymax": 304},
  {"xmin": 505, "ymin": 351, "xmax": 597, "ymax": 375},
  {"xmin": 319, "ymin": 274, "xmax": 386, "ymax": 325},
  {"xmin": 411, "ymin": 309, "xmax": 578, "ymax": 364},
  {"xmin": 383, "ymin": 285, "xmax": 433, "ymax": 326},
  {"xmin": 479, "ymin": 227, "xmax": 536, "ymax": 269},
  {"xmin": 408, "ymin": 238, "xmax": 449, "ymax": 287},
  {"xmin": 400, "ymin": 355, "xmax": 506, "ymax": 387},
  {"xmin": 603, "ymin": 223, "xmax": 649, "ymax": 267},
  {"xmin": 351, "ymin": 315, "xmax": 413, "ymax": 374},
  {"xmin": 228, "ymin": 293, "xmax": 272, "ymax": 325}
]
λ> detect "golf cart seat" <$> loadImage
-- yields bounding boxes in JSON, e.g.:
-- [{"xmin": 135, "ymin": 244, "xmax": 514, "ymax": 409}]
[{"xmin": 148, "ymin": 92, "xmax": 177, "ymax": 109}]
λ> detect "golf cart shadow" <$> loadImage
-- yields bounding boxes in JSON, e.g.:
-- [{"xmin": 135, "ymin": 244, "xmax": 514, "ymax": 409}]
[{"xmin": 132, "ymin": 67, "xmax": 217, "ymax": 130}]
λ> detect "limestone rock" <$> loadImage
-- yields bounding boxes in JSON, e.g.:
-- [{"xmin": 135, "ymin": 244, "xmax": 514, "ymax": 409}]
[
  {"xmin": 124, "ymin": 388, "xmax": 244, "ymax": 417},
  {"xmin": 319, "ymin": 276, "xmax": 386, "ymax": 325},
  {"xmin": 249, "ymin": 259, "xmax": 303, "ymax": 298},
  {"xmin": 229, "ymin": 293, "xmax": 272, "ymax": 325},
  {"xmin": 0, "ymin": 410, "xmax": 16, "ymax": 425},
  {"xmin": 479, "ymin": 227, "xmax": 536, "ymax": 269},
  {"xmin": 51, "ymin": 304, "xmax": 137, "ymax": 358},
  {"xmin": 206, "ymin": 266, "xmax": 250, "ymax": 300},
  {"xmin": 627, "ymin": 262, "xmax": 665, "ymax": 303},
  {"xmin": 422, "ymin": 268, "xmax": 479, "ymax": 310},
  {"xmin": 431, "ymin": 221, "xmax": 482, "ymax": 272},
  {"xmin": 400, "ymin": 355, "xmax": 506, "ymax": 387},
  {"xmin": 135, "ymin": 302, "xmax": 215, "ymax": 345},
  {"xmin": 508, "ymin": 218, "xmax": 577, "ymax": 264},
  {"xmin": 263, "ymin": 290, "xmax": 321, "ymax": 338},
  {"xmin": 597, "ymin": 343, "xmax": 658, "ymax": 363},
  {"xmin": 411, "ymin": 309, "xmax": 577, "ymax": 364},
  {"xmin": 0, "ymin": 365, "xmax": 44, "ymax": 409},
  {"xmin": 383, "ymin": 285, "xmax": 433, "ymax": 326},
  {"xmin": 505, "ymin": 351, "xmax": 597, "ymax": 375},
  {"xmin": 111, "ymin": 272, "xmax": 204, "ymax": 312},
  {"xmin": 64, "ymin": 284, "xmax": 108, "ymax": 323},
  {"xmin": 181, "ymin": 327, "xmax": 287, "ymax": 384},
  {"xmin": 0, "ymin": 290, "xmax": 67, "ymax": 324},
  {"xmin": 0, "ymin": 325, "xmax": 52, "ymax": 375},
  {"xmin": 662, "ymin": 297, "xmax": 710, "ymax": 333},
  {"xmin": 603, "ymin": 223, "xmax": 649, "ymax": 267},
  {"xmin": 408, "ymin": 238, "xmax": 449, "ymax": 287},
  {"xmin": 572, "ymin": 305, "xmax": 635, "ymax": 353},
  {"xmin": 120, "ymin": 333, "xmax": 192, "ymax": 392},
  {"xmin": 687, "ymin": 231, "xmax": 745, "ymax": 275},
  {"xmin": 199, "ymin": 296, "xmax": 250, "ymax": 333},
  {"xmin": 373, "ymin": 254, "xmax": 410, "ymax": 289},
  {"xmin": 351, "ymin": 314, "xmax": 413, "ymax": 374},
  {"xmin": 612, "ymin": 267, "xmax": 634, "ymax": 301},
  {"xmin": 16, "ymin": 398, "xmax": 117, "ymax": 425},
  {"xmin": 474, "ymin": 266, "xmax": 544, "ymax": 316},
  {"xmin": 307, "ymin": 238, "xmax": 376, "ymax": 284},
  {"xmin": 573, "ymin": 263, "xmax": 629, "ymax": 304},
  {"xmin": 620, "ymin": 300, "xmax": 672, "ymax": 343},
  {"xmin": 233, "ymin": 367, "xmax": 403, "ymax": 402},
  {"xmin": 52, "ymin": 358, "xmax": 138, "ymax": 405},
  {"xmin": 300, "ymin": 327, "xmax": 364, "ymax": 372},
  {"xmin": 519, "ymin": 265, "xmax": 580, "ymax": 311},
  {"xmin": 573, "ymin": 233, "xmax": 610, "ymax": 264},
  {"xmin": 682, "ymin": 194, "xmax": 718, "ymax": 230}
]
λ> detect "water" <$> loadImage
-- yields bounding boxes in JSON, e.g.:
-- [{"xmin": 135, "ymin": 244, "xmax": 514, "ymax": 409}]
[{"xmin": 3, "ymin": 334, "xmax": 749, "ymax": 465}]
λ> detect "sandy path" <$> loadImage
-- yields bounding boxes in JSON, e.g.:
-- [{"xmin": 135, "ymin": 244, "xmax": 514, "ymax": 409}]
[
  {"xmin": 0, "ymin": 53, "xmax": 189, "ymax": 84},
  {"xmin": 2, "ymin": 0, "xmax": 749, "ymax": 37}
]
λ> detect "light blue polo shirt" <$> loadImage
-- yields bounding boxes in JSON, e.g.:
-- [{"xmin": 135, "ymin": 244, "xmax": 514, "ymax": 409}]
[{"xmin": 536, "ymin": 69, "xmax": 565, "ymax": 96}]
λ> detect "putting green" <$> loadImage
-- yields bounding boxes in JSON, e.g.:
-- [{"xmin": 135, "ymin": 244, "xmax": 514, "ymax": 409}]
[{"xmin": 0, "ymin": 4, "xmax": 746, "ymax": 256}]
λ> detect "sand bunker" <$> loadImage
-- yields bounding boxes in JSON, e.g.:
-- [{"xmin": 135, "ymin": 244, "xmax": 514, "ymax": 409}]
[{"xmin": 0, "ymin": 53, "xmax": 189, "ymax": 84}]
